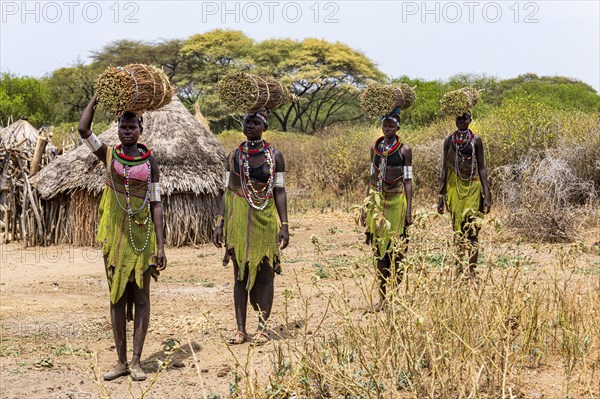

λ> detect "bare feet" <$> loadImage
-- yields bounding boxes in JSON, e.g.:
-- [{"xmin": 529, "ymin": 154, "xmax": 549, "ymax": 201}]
[
  {"xmin": 227, "ymin": 331, "xmax": 247, "ymax": 345},
  {"xmin": 103, "ymin": 362, "xmax": 129, "ymax": 381}
]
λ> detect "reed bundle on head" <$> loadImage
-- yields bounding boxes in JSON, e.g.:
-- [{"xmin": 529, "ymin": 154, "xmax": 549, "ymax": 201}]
[
  {"xmin": 440, "ymin": 87, "xmax": 480, "ymax": 116},
  {"xmin": 360, "ymin": 83, "xmax": 416, "ymax": 118},
  {"xmin": 95, "ymin": 64, "xmax": 173, "ymax": 115},
  {"xmin": 217, "ymin": 72, "xmax": 291, "ymax": 112}
]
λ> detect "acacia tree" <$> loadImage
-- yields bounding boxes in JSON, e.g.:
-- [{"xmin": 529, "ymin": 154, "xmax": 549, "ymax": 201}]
[
  {"xmin": 254, "ymin": 38, "xmax": 385, "ymax": 132},
  {"xmin": 184, "ymin": 34, "xmax": 385, "ymax": 132},
  {"xmin": 178, "ymin": 29, "xmax": 254, "ymax": 129},
  {"xmin": 90, "ymin": 39, "xmax": 185, "ymax": 81}
]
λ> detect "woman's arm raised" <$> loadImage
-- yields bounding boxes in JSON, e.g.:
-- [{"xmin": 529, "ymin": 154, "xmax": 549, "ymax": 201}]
[{"xmin": 78, "ymin": 96, "xmax": 108, "ymax": 165}]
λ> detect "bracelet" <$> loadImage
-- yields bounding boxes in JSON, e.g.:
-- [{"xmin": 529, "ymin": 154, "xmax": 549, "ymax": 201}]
[
  {"xmin": 83, "ymin": 133, "xmax": 102, "ymax": 152},
  {"xmin": 281, "ymin": 221, "xmax": 288, "ymax": 225},
  {"xmin": 215, "ymin": 215, "xmax": 224, "ymax": 228}
]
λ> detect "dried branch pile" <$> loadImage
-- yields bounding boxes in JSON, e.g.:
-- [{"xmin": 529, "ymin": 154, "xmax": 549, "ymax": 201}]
[
  {"xmin": 95, "ymin": 64, "xmax": 173, "ymax": 115},
  {"xmin": 440, "ymin": 87, "xmax": 480, "ymax": 116},
  {"xmin": 0, "ymin": 127, "xmax": 57, "ymax": 246},
  {"xmin": 360, "ymin": 83, "xmax": 416, "ymax": 118},
  {"xmin": 217, "ymin": 72, "xmax": 292, "ymax": 112}
]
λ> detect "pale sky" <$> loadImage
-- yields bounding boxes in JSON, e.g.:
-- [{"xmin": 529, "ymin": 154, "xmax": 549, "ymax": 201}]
[{"xmin": 1, "ymin": 0, "xmax": 599, "ymax": 91}]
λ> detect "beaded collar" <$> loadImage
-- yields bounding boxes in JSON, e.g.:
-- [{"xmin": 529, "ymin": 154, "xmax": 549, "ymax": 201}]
[
  {"xmin": 452, "ymin": 130, "xmax": 473, "ymax": 145},
  {"xmin": 240, "ymin": 140, "xmax": 270, "ymax": 155},
  {"xmin": 113, "ymin": 143, "xmax": 152, "ymax": 166},
  {"xmin": 373, "ymin": 136, "xmax": 401, "ymax": 156}
]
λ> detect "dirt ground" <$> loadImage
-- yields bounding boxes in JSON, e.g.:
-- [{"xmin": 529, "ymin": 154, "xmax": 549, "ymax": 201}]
[{"xmin": 1, "ymin": 209, "xmax": 599, "ymax": 399}]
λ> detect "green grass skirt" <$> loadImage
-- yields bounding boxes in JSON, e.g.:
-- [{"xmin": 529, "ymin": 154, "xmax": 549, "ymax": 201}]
[
  {"xmin": 445, "ymin": 169, "xmax": 483, "ymax": 233},
  {"xmin": 365, "ymin": 188, "xmax": 407, "ymax": 259},
  {"xmin": 224, "ymin": 188, "xmax": 280, "ymax": 290},
  {"xmin": 96, "ymin": 186, "xmax": 157, "ymax": 304}
]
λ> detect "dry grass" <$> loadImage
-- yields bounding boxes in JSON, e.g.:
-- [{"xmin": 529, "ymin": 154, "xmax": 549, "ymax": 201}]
[{"xmin": 224, "ymin": 212, "xmax": 600, "ymax": 398}]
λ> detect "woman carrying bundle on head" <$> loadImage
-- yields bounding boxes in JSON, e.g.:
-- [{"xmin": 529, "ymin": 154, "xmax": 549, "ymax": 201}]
[
  {"xmin": 359, "ymin": 84, "xmax": 414, "ymax": 312},
  {"xmin": 437, "ymin": 87, "xmax": 491, "ymax": 278},
  {"xmin": 214, "ymin": 73, "xmax": 290, "ymax": 346},
  {"xmin": 213, "ymin": 107, "xmax": 289, "ymax": 345},
  {"xmin": 78, "ymin": 96, "xmax": 167, "ymax": 381}
]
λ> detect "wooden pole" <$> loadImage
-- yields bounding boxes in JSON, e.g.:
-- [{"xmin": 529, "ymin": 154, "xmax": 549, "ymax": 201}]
[
  {"xmin": 16, "ymin": 157, "xmax": 44, "ymax": 246},
  {"xmin": 30, "ymin": 135, "xmax": 48, "ymax": 176},
  {"xmin": 20, "ymin": 180, "xmax": 28, "ymax": 248}
]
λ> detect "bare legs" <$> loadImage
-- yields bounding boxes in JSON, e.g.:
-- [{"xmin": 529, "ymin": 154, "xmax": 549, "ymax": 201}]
[
  {"xmin": 374, "ymin": 248, "xmax": 405, "ymax": 312},
  {"xmin": 232, "ymin": 255, "xmax": 274, "ymax": 341},
  {"xmin": 106, "ymin": 266, "xmax": 151, "ymax": 380},
  {"xmin": 456, "ymin": 220, "xmax": 480, "ymax": 278}
]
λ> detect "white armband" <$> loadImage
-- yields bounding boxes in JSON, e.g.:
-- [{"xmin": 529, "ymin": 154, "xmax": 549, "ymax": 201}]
[
  {"xmin": 83, "ymin": 133, "xmax": 102, "ymax": 152},
  {"xmin": 149, "ymin": 183, "xmax": 161, "ymax": 202},
  {"xmin": 403, "ymin": 166, "xmax": 413, "ymax": 180},
  {"xmin": 370, "ymin": 163, "xmax": 374, "ymax": 176},
  {"xmin": 224, "ymin": 171, "xmax": 230, "ymax": 188},
  {"xmin": 273, "ymin": 172, "xmax": 285, "ymax": 188}
]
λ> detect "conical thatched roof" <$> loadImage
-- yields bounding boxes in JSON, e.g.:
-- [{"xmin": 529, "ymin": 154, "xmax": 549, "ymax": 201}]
[
  {"xmin": 0, "ymin": 117, "xmax": 40, "ymax": 149},
  {"xmin": 32, "ymin": 97, "xmax": 226, "ymax": 199}
]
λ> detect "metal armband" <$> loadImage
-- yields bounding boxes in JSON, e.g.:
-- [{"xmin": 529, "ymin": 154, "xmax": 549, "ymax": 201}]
[
  {"xmin": 149, "ymin": 182, "xmax": 161, "ymax": 202},
  {"xmin": 273, "ymin": 172, "xmax": 285, "ymax": 188},
  {"xmin": 83, "ymin": 133, "xmax": 102, "ymax": 152},
  {"xmin": 224, "ymin": 171, "xmax": 230, "ymax": 189},
  {"xmin": 403, "ymin": 166, "xmax": 413, "ymax": 180}
]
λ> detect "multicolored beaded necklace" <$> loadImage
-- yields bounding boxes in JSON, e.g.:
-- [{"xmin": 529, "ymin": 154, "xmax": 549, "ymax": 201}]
[
  {"xmin": 110, "ymin": 143, "xmax": 153, "ymax": 253},
  {"xmin": 452, "ymin": 130, "xmax": 476, "ymax": 198},
  {"xmin": 113, "ymin": 143, "xmax": 152, "ymax": 166},
  {"xmin": 238, "ymin": 140, "xmax": 275, "ymax": 210},
  {"xmin": 374, "ymin": 135, "xmax": 400, "ymax": 192}
]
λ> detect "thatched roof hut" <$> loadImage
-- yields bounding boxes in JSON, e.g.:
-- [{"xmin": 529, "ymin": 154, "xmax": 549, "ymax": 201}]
[
  {"xmin": 0, "ymin": 117, "xmax": 39, "ymax": 149},
  {"xmin": 0, "ymin": 116, "xmax": 56, "ymax": 156},
  {"xmin": 31, "ymin": 97, "xmax": 227, "ymax": 246}
]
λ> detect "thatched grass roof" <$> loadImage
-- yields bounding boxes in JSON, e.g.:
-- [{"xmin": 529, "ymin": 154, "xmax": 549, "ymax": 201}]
[
  {"xmin": 32, "ymin": 97, "xmax": 226, "ymax": 199},
  {"xmin": 0, "ymin": 117, "xmax": 40, "ymax": 150}
]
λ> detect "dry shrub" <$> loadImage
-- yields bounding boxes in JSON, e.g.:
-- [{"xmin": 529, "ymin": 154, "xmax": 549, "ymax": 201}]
[
  {"xmin": 217, "ymin": 120, "xmax": 456, "ymax": 207},
  {"xmin": 472, "ymin": 100, "xmax": 600, "ymax": 241},
  {"xmin": 218, "ymin": 126, "xmax": 376, "ymax": 202},
  {"xmin": 412, "ymin": 139, "xmax": 444, "ymax": 196},
  {"xmin": 216, "ymin": 105, "xmax": 599, "ymax": 221},
  {"xmin": 494, "ymin": 150, "xmax": 597, "ymax": 242}
]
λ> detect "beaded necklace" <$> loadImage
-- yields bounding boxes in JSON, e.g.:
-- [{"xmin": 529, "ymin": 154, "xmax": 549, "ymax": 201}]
[
  {"xmin": 452, "ymin": 130, "xmax": 476, "ymax": 198},
  {"xmin": 374, "ymin": 135, "xmax": 399, "ymax": 192},
  {"xmin": 238, "ymin": 140, "xmax": 275, "ymax": 210},
  {"xmin": 113, "ymin": 143, "xmax": 151, "ymax": 166},
  {"xmin": 110, "ymin": 144, "xmax": 153, "ymax": 253}
]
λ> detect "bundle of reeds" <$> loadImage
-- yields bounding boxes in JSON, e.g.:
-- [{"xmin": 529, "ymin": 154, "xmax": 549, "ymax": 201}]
[
  {"xmin": 439, "ymin": 87, "xmax": 480, "ymax": 116},
  {"xmin": 217, "ymin": 72, "xmax": 291, "ymax": 112},
  {"xmin": 360, "ymin": 83, "xmax": 416, "ymax": 118},
  {"xmin": 95, "ymin": 64, "xmax": 173, "ymax": 115}
]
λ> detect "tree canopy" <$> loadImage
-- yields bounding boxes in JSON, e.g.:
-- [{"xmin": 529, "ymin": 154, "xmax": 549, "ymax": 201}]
[{"xmin": 1, "ymin": 30, "xmax": 598, "ymax": 135}]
